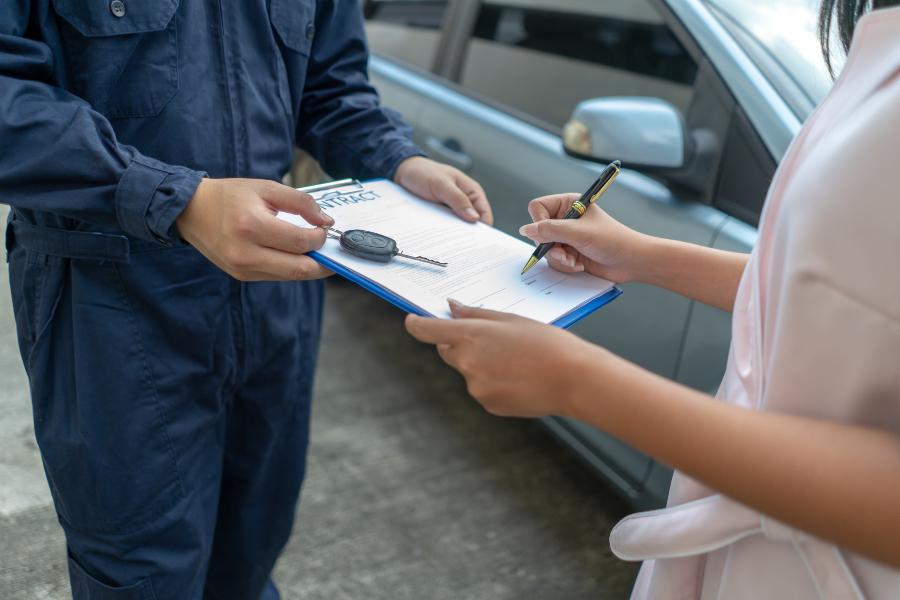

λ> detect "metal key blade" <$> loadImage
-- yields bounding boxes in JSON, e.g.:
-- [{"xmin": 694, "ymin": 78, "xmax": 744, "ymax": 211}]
[
  {"xmin": 396, "ymin": 252, "xmax": 448, "ymax": 267},
  {"xmin": 324, "ymin": 226, "xmax": 344, "ymax": 241}
]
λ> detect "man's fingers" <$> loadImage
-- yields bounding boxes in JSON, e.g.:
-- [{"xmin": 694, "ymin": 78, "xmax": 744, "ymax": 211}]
[
  {"xmin": 405, "ymin": 313, "xmax": 469, "ymax": 345},
  {"xmin": 528, "ymin": 193, "xmax": 581, "ymax": 222},
  {"xmin": 472, "ymin": 195, "xmax": 493, "ymax": 226},
  {"xmin": 262, "ymin": 183, "xmax": 334, "ymax": 227},
  {"xmin": 230, "ymin": 246, "xmax": 333, "ymax": 281},
  {"xmin": 252, "ymin": 214, "xmax": 328, "ymax": 255},
  {"xmin": 455, "ymin": 173, "xmax": 493, "ymax": 225},
  {"xmin": 265, "ymin": 251, "xmax": 332, "ymax": 281},
  {"xmin": 433, "ymin": 176, "xmax": 480, "ymax": 223}
]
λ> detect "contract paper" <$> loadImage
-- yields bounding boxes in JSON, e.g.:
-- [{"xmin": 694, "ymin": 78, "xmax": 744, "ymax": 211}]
[{"xmin": 278, "ymin": 179, "xmax": 616, "ymax": 323}]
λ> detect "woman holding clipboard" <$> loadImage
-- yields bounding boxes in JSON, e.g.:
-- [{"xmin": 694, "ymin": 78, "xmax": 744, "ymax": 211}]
[{"xmin": 406, "ymin": 1, "xmax": 900, "ymax": 597}]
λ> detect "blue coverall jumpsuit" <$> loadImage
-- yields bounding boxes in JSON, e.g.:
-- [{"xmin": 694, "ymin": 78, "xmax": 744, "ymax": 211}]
[{"xmin": 0, "ymin": 1, "xmax": 421, "ymax": 598}]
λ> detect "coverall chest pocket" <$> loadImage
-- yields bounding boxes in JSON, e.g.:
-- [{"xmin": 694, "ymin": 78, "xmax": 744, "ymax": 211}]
[
  {"xmin": 52, "ymin": 0, "xmax": 180, "ymax": 119},
  {"xmin": 270, "ymin": 0, "xmax": 317, "ymax": 55}
]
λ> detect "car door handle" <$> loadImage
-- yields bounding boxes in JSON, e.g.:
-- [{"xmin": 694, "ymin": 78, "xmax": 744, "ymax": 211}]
[{"xmin": 424, "ymin": 136, "xmax": 473, "ymax": 172}]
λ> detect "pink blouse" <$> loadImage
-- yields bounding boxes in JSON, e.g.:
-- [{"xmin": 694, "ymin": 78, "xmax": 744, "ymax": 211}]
[{"xmin": 609, "ymin": 7, "xmax": 900, "ymax": 599}]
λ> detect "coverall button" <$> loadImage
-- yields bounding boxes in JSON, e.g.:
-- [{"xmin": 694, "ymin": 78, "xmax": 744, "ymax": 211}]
[
  {"xmin": 305, "ymin": 22, "xmax": 315, "ymax": 40},
  {"xmin": 109, "ymin": 0, "xmax": 126, "ymax": 18}
]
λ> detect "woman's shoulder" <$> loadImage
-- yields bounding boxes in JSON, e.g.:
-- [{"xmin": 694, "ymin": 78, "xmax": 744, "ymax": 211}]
[
  {"xmin": 842, "ymin": 6, "xmax": 900, "ymax": 86},
  {"xmin": 773, "ymin": 72, "xmax": 900, "ymax": 323}
]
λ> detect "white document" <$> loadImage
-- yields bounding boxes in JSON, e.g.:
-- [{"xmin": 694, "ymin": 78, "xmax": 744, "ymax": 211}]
[{"xmin": 278, "ymin": 179, "xmax": 616, "ymax": 323}]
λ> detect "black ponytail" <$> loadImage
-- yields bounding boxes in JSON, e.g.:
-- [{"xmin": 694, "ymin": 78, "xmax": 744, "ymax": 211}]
[{"xmin": 819, "ymin": 0, "xmax": 900, "ymax": 76}]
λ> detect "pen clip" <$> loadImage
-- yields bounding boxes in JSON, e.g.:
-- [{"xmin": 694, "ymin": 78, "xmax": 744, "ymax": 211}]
[{"xmin": 297, "ymin": 178, "xmax": 364, "ymax": 199}]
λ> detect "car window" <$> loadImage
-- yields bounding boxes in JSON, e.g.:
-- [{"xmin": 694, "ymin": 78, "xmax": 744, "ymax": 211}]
[
  {"xmin": 702, "ymin": 0, "xmax": 837, "ymax": 121},
  {"xmin": 459, "ymin": 0, "xmax": 698, "ymax": 129},
  {"xmin": 362, "ymin": 0, "xmax": 449, "ymax": 71}
]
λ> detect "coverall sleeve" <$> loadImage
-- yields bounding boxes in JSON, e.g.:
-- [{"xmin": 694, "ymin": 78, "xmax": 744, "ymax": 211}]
[
  {"xmin": 0, "ymin": 5, "xmax": 204, "ymax": 244},
  {"xmin": 295, "ymin": 0, "xmax": 425, "ymax": 180}
]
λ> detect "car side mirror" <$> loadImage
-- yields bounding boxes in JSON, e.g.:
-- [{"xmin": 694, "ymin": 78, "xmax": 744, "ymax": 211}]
[{"xmin": 562, "ymin": 97, "xmax": 688, "ymax": 171}]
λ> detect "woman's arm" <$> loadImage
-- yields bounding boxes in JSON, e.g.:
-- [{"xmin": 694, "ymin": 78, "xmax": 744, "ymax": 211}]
[
  {"xmin": 635, "ymin": 237, "xmax": 748, "ymax": 312},
  {"xmin": 521, "ymin": 194, "xmax": 748, "ymax": 312},
  {"xmin": 571, "ymin": 346, "xmax": 900, "ymax": 567},
  {"xmin": 405, "ymin": 305, "xmax": 900, "ymax": 568}
]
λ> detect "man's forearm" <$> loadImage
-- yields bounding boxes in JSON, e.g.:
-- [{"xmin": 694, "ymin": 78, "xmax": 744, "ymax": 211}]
[{"xmin": 633, "ymin": 236, "xmax": 749, "ymax": 312}]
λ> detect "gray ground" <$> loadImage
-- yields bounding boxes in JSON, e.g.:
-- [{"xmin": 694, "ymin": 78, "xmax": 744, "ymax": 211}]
[{"xmin": 0, "ymin": 227, "xmax": 637, "ymax": 598}]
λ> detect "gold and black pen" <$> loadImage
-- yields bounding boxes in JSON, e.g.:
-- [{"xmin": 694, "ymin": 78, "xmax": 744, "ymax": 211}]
[{"xmin": 521, "ymin": 160, "xmax": 621, "ymax": 274}]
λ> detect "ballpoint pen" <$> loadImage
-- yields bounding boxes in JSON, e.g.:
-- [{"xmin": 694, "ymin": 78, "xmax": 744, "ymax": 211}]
[{"xmin": 521, "ymin": 160, "xmax": 621, "ymax": 274}]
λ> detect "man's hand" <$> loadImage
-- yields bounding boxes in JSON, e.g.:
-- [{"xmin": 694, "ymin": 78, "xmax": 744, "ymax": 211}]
[
  {"xmin": 404, "ymin": 300, "xmax": 594, "ymax": 418},
  {"xmin": 176, "ymin": 178, "xmax": 334, "ymax": 281},
  {"xmin": 394, "ymin": 156, "xmax": 493, "ymax": 225}
]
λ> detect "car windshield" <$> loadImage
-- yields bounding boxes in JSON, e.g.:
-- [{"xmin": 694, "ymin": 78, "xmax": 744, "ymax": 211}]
[{"xmin": 702, "ymin": 0, "xmax": 841, "ymax": 121}]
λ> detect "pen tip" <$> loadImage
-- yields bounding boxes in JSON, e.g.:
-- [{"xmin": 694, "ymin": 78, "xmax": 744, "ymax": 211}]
[
  {"xmin": 612, "ymin": 160, "xmax": 621, "ymax": 168},
  {"xmin": 521, "ymin": 257, "xmax": 538, "ymax": 274}
]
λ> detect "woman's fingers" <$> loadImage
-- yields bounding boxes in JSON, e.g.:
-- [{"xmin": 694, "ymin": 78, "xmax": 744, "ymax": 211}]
[
  {"xmin": 546, "ymin": 246, "xmax": 585, "ymax": 273},
  {"xmin": 447, "ymin": 299, "xmax": 521, "ymax": 322},
  {"xmin": 436, "ymin": 343, "xmax": 458, "ymax": 367},
  {"xmin": 528, "ymin": 193, "xmax": 581, "ymax": 222},
  {"xmin": 548, "ymin": 246, "xmax": 567, "ymax": 263},
  {"xmin": 405, "ymin": 313, "xmax": 469, "ymax": 345},
  {"xmin": 519, "ymin": 218, "xmax": 587, "ymax": 247}
]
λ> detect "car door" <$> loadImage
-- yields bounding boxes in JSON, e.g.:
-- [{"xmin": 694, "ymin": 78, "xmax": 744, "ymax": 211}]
[{"xmin": 363, "ymin": 0, "xmax": 771, "ymax": 508}]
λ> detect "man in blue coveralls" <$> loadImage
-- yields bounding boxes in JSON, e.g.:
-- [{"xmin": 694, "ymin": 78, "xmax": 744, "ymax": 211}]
[{"xmin": 0, "ymin": 1, "xmax": 492, "ymax": 598}]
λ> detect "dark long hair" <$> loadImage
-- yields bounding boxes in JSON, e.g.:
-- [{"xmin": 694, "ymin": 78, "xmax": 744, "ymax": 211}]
[{"xmin": 819, "ymin": 0, "xmax": 900, "ymax": 75}]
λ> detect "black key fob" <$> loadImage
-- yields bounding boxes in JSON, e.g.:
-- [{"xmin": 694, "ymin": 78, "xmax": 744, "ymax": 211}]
[{"xmin": 339, "ymin": 229, "xmax": 398, "ymax": 263}]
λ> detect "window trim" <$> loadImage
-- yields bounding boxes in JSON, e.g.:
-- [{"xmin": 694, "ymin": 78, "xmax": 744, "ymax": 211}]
[
  {"xmin": 371, "ymin": 50, "xmax": 562, "ymax": 136},
  {"xmin": 431, "ymin": 0, "xmax": 481, "ymax": 79},
  {"xmin": 657, "ymin": 0, "xmax": 801, "ymax": 162},
  {"xmin": 466, "ymin": 2, "xmax": 698, "ymax": 87}
]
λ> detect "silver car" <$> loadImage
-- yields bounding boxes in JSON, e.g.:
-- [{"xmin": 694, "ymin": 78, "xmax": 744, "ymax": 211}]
[{"xmin": 362, "ymin": 0, "xmax": 832, "ymax": 508}]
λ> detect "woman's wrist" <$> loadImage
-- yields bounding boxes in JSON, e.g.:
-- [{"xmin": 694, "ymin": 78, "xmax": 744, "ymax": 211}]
[
  {"xmin": 620, "ymin": 232, "xmax": 664, "ymax": 285},
  {"xmin": 626, "ymin": 235, "xmax": 700, "ymax": 289},
  {"xmin": 622, "ymin": 234, "xmax": 748, "ymax": 311},
  {"xmin": 557, "ymin": 341, "xmax": 622, "ymax": 421},
  {"xmin": 558, "ymin": 342, "xmax": 695, "ymax": 456}
]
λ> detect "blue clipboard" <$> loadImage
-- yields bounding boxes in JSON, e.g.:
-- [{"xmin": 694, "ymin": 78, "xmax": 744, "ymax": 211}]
[{"xmin": 302, "ymin": 179, "xmax": 622, "ymax": 330}]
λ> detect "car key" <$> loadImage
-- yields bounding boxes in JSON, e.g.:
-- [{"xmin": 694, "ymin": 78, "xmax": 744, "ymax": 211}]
[{"xmin": 326, "ymin": 228, "xmax": 448, "ymax": 267}]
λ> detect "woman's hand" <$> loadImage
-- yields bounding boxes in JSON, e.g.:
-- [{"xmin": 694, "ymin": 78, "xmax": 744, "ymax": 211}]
[
  {"xmin": 404, "ymin": 300, "xmax": 599, "ymax": 418},
  {"xmin": 524, "ymin": 193, "xmax": 750, "ymax": 310},
  {"xmin": 394, "ymin": 156, "xmax": 493, "ymax": 225},
  {"xmin": 519, "ymin": 193, "xmax": 649, "ymax": 283}
]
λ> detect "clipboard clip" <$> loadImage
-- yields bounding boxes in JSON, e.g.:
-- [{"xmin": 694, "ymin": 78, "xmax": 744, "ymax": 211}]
[{"xmin": 298, "ymin": 178, "xmax": 364, "ymax": 200}]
